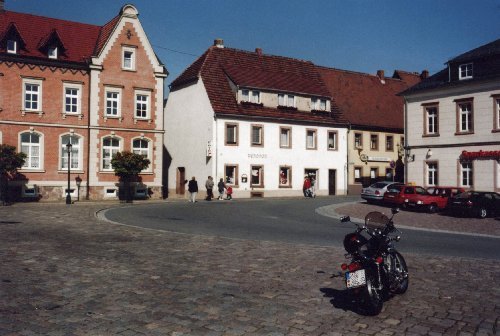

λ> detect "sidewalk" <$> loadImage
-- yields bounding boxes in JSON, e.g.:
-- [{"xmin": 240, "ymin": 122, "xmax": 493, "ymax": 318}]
[{"xmin": 0, "ymin": 202, "xmax": 499, "ymax": 335}]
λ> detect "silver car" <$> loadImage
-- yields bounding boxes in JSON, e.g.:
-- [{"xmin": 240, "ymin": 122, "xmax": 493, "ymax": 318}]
[{"xmin": 361, "ymin": 181, "xmax": 404, "ymax": 203}]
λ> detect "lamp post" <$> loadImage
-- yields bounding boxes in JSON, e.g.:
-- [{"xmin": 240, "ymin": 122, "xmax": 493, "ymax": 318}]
[
  {"xmin": 66, "ymin": 142, "xmax": 72, "ymax": 204},
  {"xmin": 75, "ymin": 175, "xmax": 82, "ymax": 202}
]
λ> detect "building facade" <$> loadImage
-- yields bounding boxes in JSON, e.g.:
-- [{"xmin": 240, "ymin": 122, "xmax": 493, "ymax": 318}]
[
  {"xmin": 165, "ymin": 40, "xmax": 348, "ymax": 199},
  {"xmin": 319, "ymin": 67, "xmax": 423, "ymax": 194},
  {"xmin": 0, "ymin": 2, "xmax": 167, "ymax": 201},
  {"xmin": 401, "ymin": 38, "xmax": 500, "ymax": 192}
]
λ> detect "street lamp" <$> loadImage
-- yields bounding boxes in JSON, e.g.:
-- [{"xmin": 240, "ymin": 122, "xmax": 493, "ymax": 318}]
[
  {"xmin": 75, "ymin": 175, "xmax": 82, "ymax": 202},
  {"xmin": 66, "ymin": 142, "xmax": 72, "ymax": 204}
]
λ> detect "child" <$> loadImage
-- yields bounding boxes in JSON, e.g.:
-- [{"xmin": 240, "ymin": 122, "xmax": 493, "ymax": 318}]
[{"xmin": 226, "ymin": 185, "xmax": 233, "ymax": 200}]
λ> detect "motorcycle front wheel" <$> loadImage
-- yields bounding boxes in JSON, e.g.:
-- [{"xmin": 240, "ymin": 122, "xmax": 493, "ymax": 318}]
[{"xmin": 390, "ymin": 251, "xmax": 409, "ymax": 294}]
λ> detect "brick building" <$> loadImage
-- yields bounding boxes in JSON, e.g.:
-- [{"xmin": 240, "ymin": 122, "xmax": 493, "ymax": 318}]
[{"xmin": 0, "ymin": 2, "xmax": 167, "ymax": 201}]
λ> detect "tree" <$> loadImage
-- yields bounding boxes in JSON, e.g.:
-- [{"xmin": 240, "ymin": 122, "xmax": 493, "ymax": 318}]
[
  {"xmin": 111, "ymin": 151, "xmax": 150, "ymax": 202},
  {"xmin": 0, "ymin": 144, "xmax": 26, "ymax": 205}
]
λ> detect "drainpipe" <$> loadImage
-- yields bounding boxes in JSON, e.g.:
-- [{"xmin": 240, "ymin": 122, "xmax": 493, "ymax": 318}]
[
  {"xmin": 403, "ymin": 98, "xmax": 408, "ymax": 184},
  {"xmin": 86, "ymin": 69, "xmax": 91, "ymax": 200},
  {"xmin": 345, "ymin": 121, "xmax": 351, "ymax": 195}
]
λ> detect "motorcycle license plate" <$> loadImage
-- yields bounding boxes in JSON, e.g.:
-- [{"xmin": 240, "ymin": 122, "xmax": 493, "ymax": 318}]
[{"xmin": 345, "ymin": 269, "xmax": 366, "ymax": 288}]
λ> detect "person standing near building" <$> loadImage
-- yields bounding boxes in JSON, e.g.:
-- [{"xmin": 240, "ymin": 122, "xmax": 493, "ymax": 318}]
[
  {"xmin": 217, "ymin": 178, "xmax": 226, "ymax": 200},
  {"xmin": 205, "ymin": 176, "xmax": 214, "ymax": 201},
  {"xmin": 188, "ymin": 177, "xmax": 198, "ymax": 203},
  {"xmin": 303, "ymin": 176, "xmax": 312, "ymax": 197}
]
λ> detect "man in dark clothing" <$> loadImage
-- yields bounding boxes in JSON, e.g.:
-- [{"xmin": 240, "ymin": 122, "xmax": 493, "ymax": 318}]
[
  {"xmin": 205, "ymin": 176, "xmax": 214, "ymax": 201},
  {"xmin": 188, "ymin": 176, "xmax": 198, "ymax": 203}
]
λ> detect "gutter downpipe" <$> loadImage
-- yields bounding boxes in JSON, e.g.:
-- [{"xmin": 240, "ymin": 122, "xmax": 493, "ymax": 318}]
[
  {"xmin": 403, "ymin": 98, "xmax": 408, "ymax": 184},
  {"xmin": 346, "ymin": 121, "xmax": 351, "ymax": 195}
]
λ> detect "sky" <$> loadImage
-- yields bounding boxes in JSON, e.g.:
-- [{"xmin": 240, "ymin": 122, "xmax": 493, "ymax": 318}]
[{"xmin": 5, "ymin": 0, "xmax": 500, "ymax": 94}]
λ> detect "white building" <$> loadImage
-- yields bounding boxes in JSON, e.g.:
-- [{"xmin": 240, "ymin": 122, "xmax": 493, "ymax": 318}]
[
  {"xmin": 164, "ymin": 40, "xmax": 348, "ymax": 199},
  {"xmin": 401, "ymin": 38, "xmax": 500, "ymax": 192}
]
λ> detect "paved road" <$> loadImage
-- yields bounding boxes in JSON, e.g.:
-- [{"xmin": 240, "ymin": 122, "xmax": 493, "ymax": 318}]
[
  {"xmin": 1, "ymin": 200, "xmax": 499, "ymax": 335},
  {"xmin": 103, "ymin": 197, "xmax": 500, "ymax": 260}
]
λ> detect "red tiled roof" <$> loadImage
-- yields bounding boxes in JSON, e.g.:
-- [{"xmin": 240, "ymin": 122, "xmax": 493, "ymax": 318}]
[
  {"xmin": 171, "ymin": 46, "xmax": 347, "ymax": 126},
  {"xmin": 0, "ymin": 10, "xmax": 115, "ymax": 64},
  {"xmin": 318, "ymin": 67, "xmax": 421, "ymax": 131}
]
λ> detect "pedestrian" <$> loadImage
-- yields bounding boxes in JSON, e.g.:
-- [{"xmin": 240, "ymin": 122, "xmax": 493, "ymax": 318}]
[
  {"xmin": 310, "ymin": 176, "xmax": 316, "ymax": 198},
  {"xmin": 226, "ymin": 185, "xmax": 233, "ymax": 200},
  {"xmin": 217, "ymin": 178, "xmax": 225, "ymax": 200},
  {"xmin": 205, "ymin": 176, "xmax": 214, "ymax": 201},
  {"xmin": 188, "ymin": 176, "xmax": 198, "ymax": 203},
  {"xmin": 303, "ymin": 176, "xmax": 312, "ymax": 197}
]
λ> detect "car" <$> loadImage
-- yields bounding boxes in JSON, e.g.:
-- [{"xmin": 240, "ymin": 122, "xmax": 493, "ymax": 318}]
[
  {"xmin": 408, "ymin": 186, "xmax": 465, "ymax": 213},
  {"xmin": 382, "ymin": 184, "xmax": 428, "ymax": 208},
  {"xmin": 446, "ymin": 191, "xmax": 500, "ymax": 218},
  {"xmin": 361, "ymin": 181, "xmax": 404, "ymax": 204}
]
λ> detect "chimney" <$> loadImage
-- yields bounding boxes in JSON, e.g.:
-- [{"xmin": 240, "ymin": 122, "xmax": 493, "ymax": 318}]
[
  {"xmin": 255, "ymin": 48, "xmax": 262, "ymax": 55},
  {"xmin": 421, "ymin": 70, "xmax": 429, "ymax": 79},
  {"xmin": 213, "ymin": 38, "xmax": 224, "ymax": 48},
  {"xmin": 377, "ymin": 70, "xmax": 385, "ymax": 80},
  {"xmin": 0, "ymin": 0, "xmax": 5, "ymax": 12}
]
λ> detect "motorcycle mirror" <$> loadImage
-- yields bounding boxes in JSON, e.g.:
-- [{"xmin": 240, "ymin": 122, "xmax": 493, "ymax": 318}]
[
  {"xmin": 340, "ymin": 216, "xmax": 351, "ymax": 223},
  {"xmin": 395, "ymin": 235, "xmax": 401, "ymax": 242},
  {"xmin": 391, "ymin": 208, "xmax": 400, "ymax": 215}
]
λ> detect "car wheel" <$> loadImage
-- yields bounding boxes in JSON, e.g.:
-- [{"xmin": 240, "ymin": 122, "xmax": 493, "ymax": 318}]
[
  {"xmin": 428, "ymin": 204, "xmax": 438, "ymax": 213},
  {"xmin": 478, "ymin": 207, "xmax": 488, "ymax": 219}
]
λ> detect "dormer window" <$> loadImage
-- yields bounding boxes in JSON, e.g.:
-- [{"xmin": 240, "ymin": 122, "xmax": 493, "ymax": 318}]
[
  {"xmin": 122, "ymin": 46, "xmax": 136, "ymax": 70},
  {"xmin": 241, "ymin": 89, "xmax": 260, "ymax": 103},
  {"xmin": 7, "ymin": 40, "xmax": 17, "ymax": 54},
  {"xmin": 48, "ymin": 47, "xmax": 58, "ymax": 59},
  {"xmin": 459, "ymin": 63, "xmax": 473, "ymax": 80},
  {"xmin": 278, "ymin": 93, "xmax": 295, "ymax": 107},
  {"xmin": 311, "ymin": 98, "xmax": 327, "ymax": 111}
]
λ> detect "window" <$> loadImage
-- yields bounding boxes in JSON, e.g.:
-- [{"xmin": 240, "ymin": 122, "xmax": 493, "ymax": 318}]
[
  {"xmin": 251, "ymin": 125, "xmax": 263, "ymax": 146},
  {"xmin": 23, "ymin": 79, "xmax": 42, "ymax": 111},
  {"xmin": 122, "ymin": 47, "xmax": 136, "ymax": 70},
  {"xmin": 461, "ymin": 162, "xmax": 473, "ymax": 187},
  {"xmin": 311, "ymin": 98, "xmax": 327, "ymax": 111},
  {"xmin": 102, "ymin": 137, "xmax": 120, "ymax": 171},
  {"xmin": 135, "ymin": 91, "xmax": 150, "ymax": 119},
  {"xmin": 48, "ymin": 47, "xmax": 58, "ymax": 59},
  {"xmin": 278, "ymin": 93, "xmax": 295, "ymax": 107},
  {"xmin": 370, "ymin": 134, "xmax": 379, "ymax": 150},
  {"xmin": 354, "ymin": 167, "xmax": 362, "ymax": 183},
  {"xmin": 424, "ymin": 105, "xmax": 439, "ymax": 135},
  {"xmin": 241, "ymin": 89, "xmax": 260, "ymax": 103},
  {"xmin": 306, "ymin": 129, "xmax": 317, "ymax": 149},
  {"xmin": 132, "ymin": 139, "xmax": 151, "ymax": 172},
  {"xmin": 457, "ymin": 101, "xmax": 473, "ymax": 133},
  {"xmin": 459, "ymin": 63, "xmax": 473, "ymax": 80},
  {"xmin": 427, "ymin": 162, "xmax": 438, "ymax": 186},
  {"xmin": 494, "ymin": 96, "xmax": 500, "ymax": 130},
  {"xmin": 7, "ymin": 40, "xmax": 16, "ymax": 54},
  {"xmin": 60, "ymin": 134, "xmax": 81, "ymax": 170},
  {"xmin": 225, "ymin": 123, "xmax": 238, "ymax": 145},
  {"xmin": 354, "ymin": 133, "xmax": 363, "ymax": 149},
  {"xmin": 225, "ymin": 165, "xmax": 238, "ymax": 185},
  {"xmin": 105, "ymin": 89, "xmax": 121, "ymax": 117},
  {"xmin": 370, "ymin": 167, "xmax": 378, "ymax": 181},
  {"xmin": 386, "ymin": 135, "xmax": 394, "ymax": 151},
  {"xmin": 279, "ymin": 166, "xmax": 292, "ymax": 187},
  {"xmin": 327, "ymin": 131, "xmax": 337, "ymax": 150},
  {"xmin": 251, "ymin": 165, "xmax": 264, "ymax": 187},
  {"xmin": 280, "ymin": 127, "xmax": 291, "ymax": 148},
  {"xmin": 63, "ymin": 84, "xmax": 82, "ymax": 115},
  {"xmin": 20, "ymin": 132, "xmax": 42, "ymax": 169}
]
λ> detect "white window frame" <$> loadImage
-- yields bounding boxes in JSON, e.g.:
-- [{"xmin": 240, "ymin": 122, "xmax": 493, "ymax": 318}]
[
  {"xmin": 19, "ymin": 131, "xmax": 43, "ymax": 170},
  {"xmin": 60, "ymin": 134, "xmax": 82, "ymax": 171},
  {"xmin": 251, "ymin": 124, "xmax": 263, "ymax": 147},
  {"xmin": 426, "ymin": 106, "xmax": 438, "ymax": 135},
  {"xmin": 135, "ymin": 90, "xmax": 151, "ymax": 120},
  {"xmin": 22, "ymin": 78, "xmax": 43, "ymax": 112},
  {"xmin": 225, "ymin": 164, "xmax": 238, "ymax": 186},
  {"xmin": 459, "ymin": 63, "xmax": 473, "ymax": 80},
  {"xmin": 241, "ymin": 89, "xmax": 260, "ymax": 103},
  {"xmin": 459, "ymin": 102, "xmax": 473, "ymax": 133},
  {"xmin": 461, "ymin": 162, "xmax": 473, "ymax": 187},
  {"xmin": 306, "ymin": 129, "xmax": 317, "ymax": 150},
  {"xmin": 132, "ymin": 138, "xmax": 152, "ymax": 172},
  {"xmin": 250, "ymin": 165, "xmax": 264, "ymax": 187},
  {"xmin": 122, "ymin": 46, "xmax": 136, "ymax": 71},
  {"xmin": 101, "ymin": 136, "xmax": 121, "ymax": 171},
  {"xmin": 225, "ymin": 123, "xmax": 238, "ymax": 146},
  {"xmin": 279, "ymin": 166, "xmax": 292, "ymax": 187},
  {"xmin": 104, "ymin": 88, "xmax": 122, "ymax": 118},
  {"xmin": 48, "ymin": 47, "xmax": 58, "ymax": 59},
  {"xmin": 312, "ymin": 98, "xmax": 327, "ymax": 111},
  {"xmin": 427, "ymin": 162, "xmax": 438, "ymax": 186},
  {"xmin": 278, "ymin": 93, "xmax": 295, "ymax": 107},
  {"xmin": 327, "ymin": 131, "xmax": 337, "ymax": 150},
  {"xmin": 7, "ymin": 40, "xmax": 17, "ymax": 54},
  {"xmin": 495, "ymin": 97, "xmax": 500, "ymax": 130},
  {"xmin": 63, "ymin": 83, "xmax": 82, "ymax": 115},
  {"xmin": 280, "ymin": 127, "xmax": 291, "ymax": 148}
]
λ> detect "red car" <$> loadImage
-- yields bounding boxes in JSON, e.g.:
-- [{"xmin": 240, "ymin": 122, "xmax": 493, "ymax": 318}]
[
  {"xmin": 408, "ymin": 186, "xmax": 465, "ymax": 213},
  {"xmin": 383, "ymin": 185, "xmax": 428, "ymax": 208}
]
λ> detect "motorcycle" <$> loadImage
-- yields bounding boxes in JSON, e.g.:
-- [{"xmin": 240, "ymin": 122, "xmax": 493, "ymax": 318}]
[{"xmin": 339, "ymin": 208, "xmax": 408, "ymax": 315}]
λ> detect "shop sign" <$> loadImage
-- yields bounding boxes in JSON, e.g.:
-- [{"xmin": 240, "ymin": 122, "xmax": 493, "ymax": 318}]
[
  {"xmin": 460, "ymin": 150, "xmax": 500, "ymax": 161},
  {"xmin": 248, "ymin": 154, "xmax": 268, "ymax": 159},
  {"xmin": 360, "ymin": 154, "xmax": 391, "ymax": 163}
]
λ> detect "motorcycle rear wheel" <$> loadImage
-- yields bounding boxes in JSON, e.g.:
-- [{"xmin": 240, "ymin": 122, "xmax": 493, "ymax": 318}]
[
  {"xmin": 390, "ymin": 251, "xmax": 409, "ymax": 294},
  {"xmin": 363, "ymin": 274, "xmax": 384, "ymax": 315}
]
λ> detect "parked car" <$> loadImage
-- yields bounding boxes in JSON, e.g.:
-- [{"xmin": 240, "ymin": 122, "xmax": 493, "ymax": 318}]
[
  {"xmin": 408, "ymin": 186, "xmax": 465, "ymax": 213},
  {"xmin": 361, "ymin": 181, "xmax": 404, "ymax": 204},
  {"xmin": 383, "ymin": 184, "xmax": 428, "ymax": 208},
  {"xmin": 446, "ymin": 191, "xmax": 500, "ymax": 218}
]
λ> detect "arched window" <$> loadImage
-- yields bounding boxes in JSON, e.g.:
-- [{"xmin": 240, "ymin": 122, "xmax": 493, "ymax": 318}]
[
  {"xmin": 102, "ymin": 137, "xmax": 120, "ymax": 171},
  {"xmin": 20, "ymin": 132, "xmax": 42, "ymax": 169},
  {"xmin": 60, "ymin": 134, "xmax": 81, "ymax": 170}
]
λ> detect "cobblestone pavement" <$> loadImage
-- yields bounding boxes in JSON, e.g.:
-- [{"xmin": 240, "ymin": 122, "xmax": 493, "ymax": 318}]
[{"xmin": 0, "ymin": 202, "xmax": 499, "ymax": 336}]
